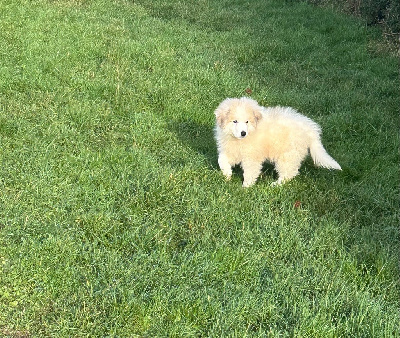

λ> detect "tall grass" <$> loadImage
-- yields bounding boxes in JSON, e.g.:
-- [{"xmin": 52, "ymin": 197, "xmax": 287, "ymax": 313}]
[{"xmin": 0, "ymin": 0, "xmax": 398, "ymax": 336}]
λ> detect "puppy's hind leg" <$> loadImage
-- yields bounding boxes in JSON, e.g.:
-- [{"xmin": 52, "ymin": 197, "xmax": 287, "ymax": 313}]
[
  {"xmin": 218, "ymin": 153, "xmax": 233, "ymax": 180},
  {"xmin": 242, "ymin": 160, "xmax": 262, "ymax": 187},
  {"xmin": 272, "ymin": 153, "xmax": 303, "ymax": 186}
]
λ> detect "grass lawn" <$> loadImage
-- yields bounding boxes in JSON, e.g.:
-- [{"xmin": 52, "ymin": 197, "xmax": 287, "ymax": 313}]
[{"xmin": 0, "ymin": 0, "xmax": 399, "ymax": 336}]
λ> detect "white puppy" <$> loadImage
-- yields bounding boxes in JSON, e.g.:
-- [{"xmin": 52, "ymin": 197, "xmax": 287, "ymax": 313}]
[{"xmin": 214, "ymin": 97, "xmax": 341, "ymax": 187}]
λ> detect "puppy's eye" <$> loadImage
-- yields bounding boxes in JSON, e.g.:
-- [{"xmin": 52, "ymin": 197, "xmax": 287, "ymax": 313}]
[
  {"xmin": 233, "ymin": 120, "xmax": 238, "ymax": 123},
  {"xmin": 245, "ymin": 121, "xmax": 249, "ymax": 123}
]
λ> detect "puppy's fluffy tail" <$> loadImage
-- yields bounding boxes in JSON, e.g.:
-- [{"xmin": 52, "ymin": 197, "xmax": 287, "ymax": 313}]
[{"xmin": 309, "ymin": 139, "xmax": 341, "ymax": 170}]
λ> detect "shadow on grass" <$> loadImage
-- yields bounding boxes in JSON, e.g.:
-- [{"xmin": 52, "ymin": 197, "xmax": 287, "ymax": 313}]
[{"xmin": 168, "ymin": 119, "xmax": 218, "ymax": 169}]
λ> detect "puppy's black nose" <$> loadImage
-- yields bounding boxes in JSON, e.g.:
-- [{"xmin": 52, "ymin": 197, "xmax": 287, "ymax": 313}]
[{"xmin": 241, "ymin": 131, "xmax": 246, "ymax": 137}]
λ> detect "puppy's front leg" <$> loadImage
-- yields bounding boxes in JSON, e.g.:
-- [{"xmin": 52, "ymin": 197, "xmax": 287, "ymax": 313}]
[
  {"xmin": 242, "ymin": 161, "xmax": 262, "ymax": 188},
  {"xmin": 218, "ymin": 153, "xmax": 233, "ymax": 180}
]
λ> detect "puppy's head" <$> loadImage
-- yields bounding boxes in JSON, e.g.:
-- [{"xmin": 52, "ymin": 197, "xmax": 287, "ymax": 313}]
[{"xmin": 214, "ymin": 97, "xmax": 262, "ymax": 139}]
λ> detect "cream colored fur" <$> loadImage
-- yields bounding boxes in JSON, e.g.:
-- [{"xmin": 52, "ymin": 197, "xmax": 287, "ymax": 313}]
[{"xmin": 214, "ymin": 97, "xmax": 341, "ymax": 187}]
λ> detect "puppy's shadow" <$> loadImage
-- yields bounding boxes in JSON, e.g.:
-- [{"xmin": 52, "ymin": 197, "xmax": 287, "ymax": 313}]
[
  {"xmin": 230, "ymin": 163, "xmax": 276, "ymax": 182},
  {"xmin": 261, "ymin": 163, "xmax": 277, "ymax": 181},
  {"xmin": 168, "ymin": 119, "xmax": 218, "ymax": 168}
]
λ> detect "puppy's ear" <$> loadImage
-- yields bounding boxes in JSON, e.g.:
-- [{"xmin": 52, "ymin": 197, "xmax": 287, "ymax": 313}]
[
  {"xmin": 216, "ymin": 110, "xmax": 228, "ymax": 127},
  {"xmin": 249, "ymin": 100, "xmax": 262, "ymax": 122},
  {"xmin": 253, "ymin": 108, "xmax": 262, "ymax": 122},
  {"xmin": 214, "ymin": 98, "xmax": 233, "ymax": 127}
]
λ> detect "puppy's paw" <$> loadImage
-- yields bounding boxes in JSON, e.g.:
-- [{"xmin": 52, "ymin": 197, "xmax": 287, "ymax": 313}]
[
  {"xmin": 224, "ymin": 174, "xmax": 232, "ymax": 181},
  {"xmin": 271, "ymin": 177, "xmax": 291, "ymax": 186},
  {"xmin": 242, "ymin": 180, "xmax": 255, "ymax": 188},
  {"xmin": 270, "ymin": 180, "xmax": 282, "ymax": 187}
]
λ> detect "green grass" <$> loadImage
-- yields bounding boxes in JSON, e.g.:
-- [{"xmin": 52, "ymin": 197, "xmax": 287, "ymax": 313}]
[{"xmin": 0, "ymin": 0, "xmax": 399, "ymax": 336}]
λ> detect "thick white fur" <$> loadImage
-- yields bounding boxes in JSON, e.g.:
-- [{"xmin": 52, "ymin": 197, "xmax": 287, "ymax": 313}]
[{"xmin": 214, "ymin": 97, "xmax": 341, "ymax": 187}]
